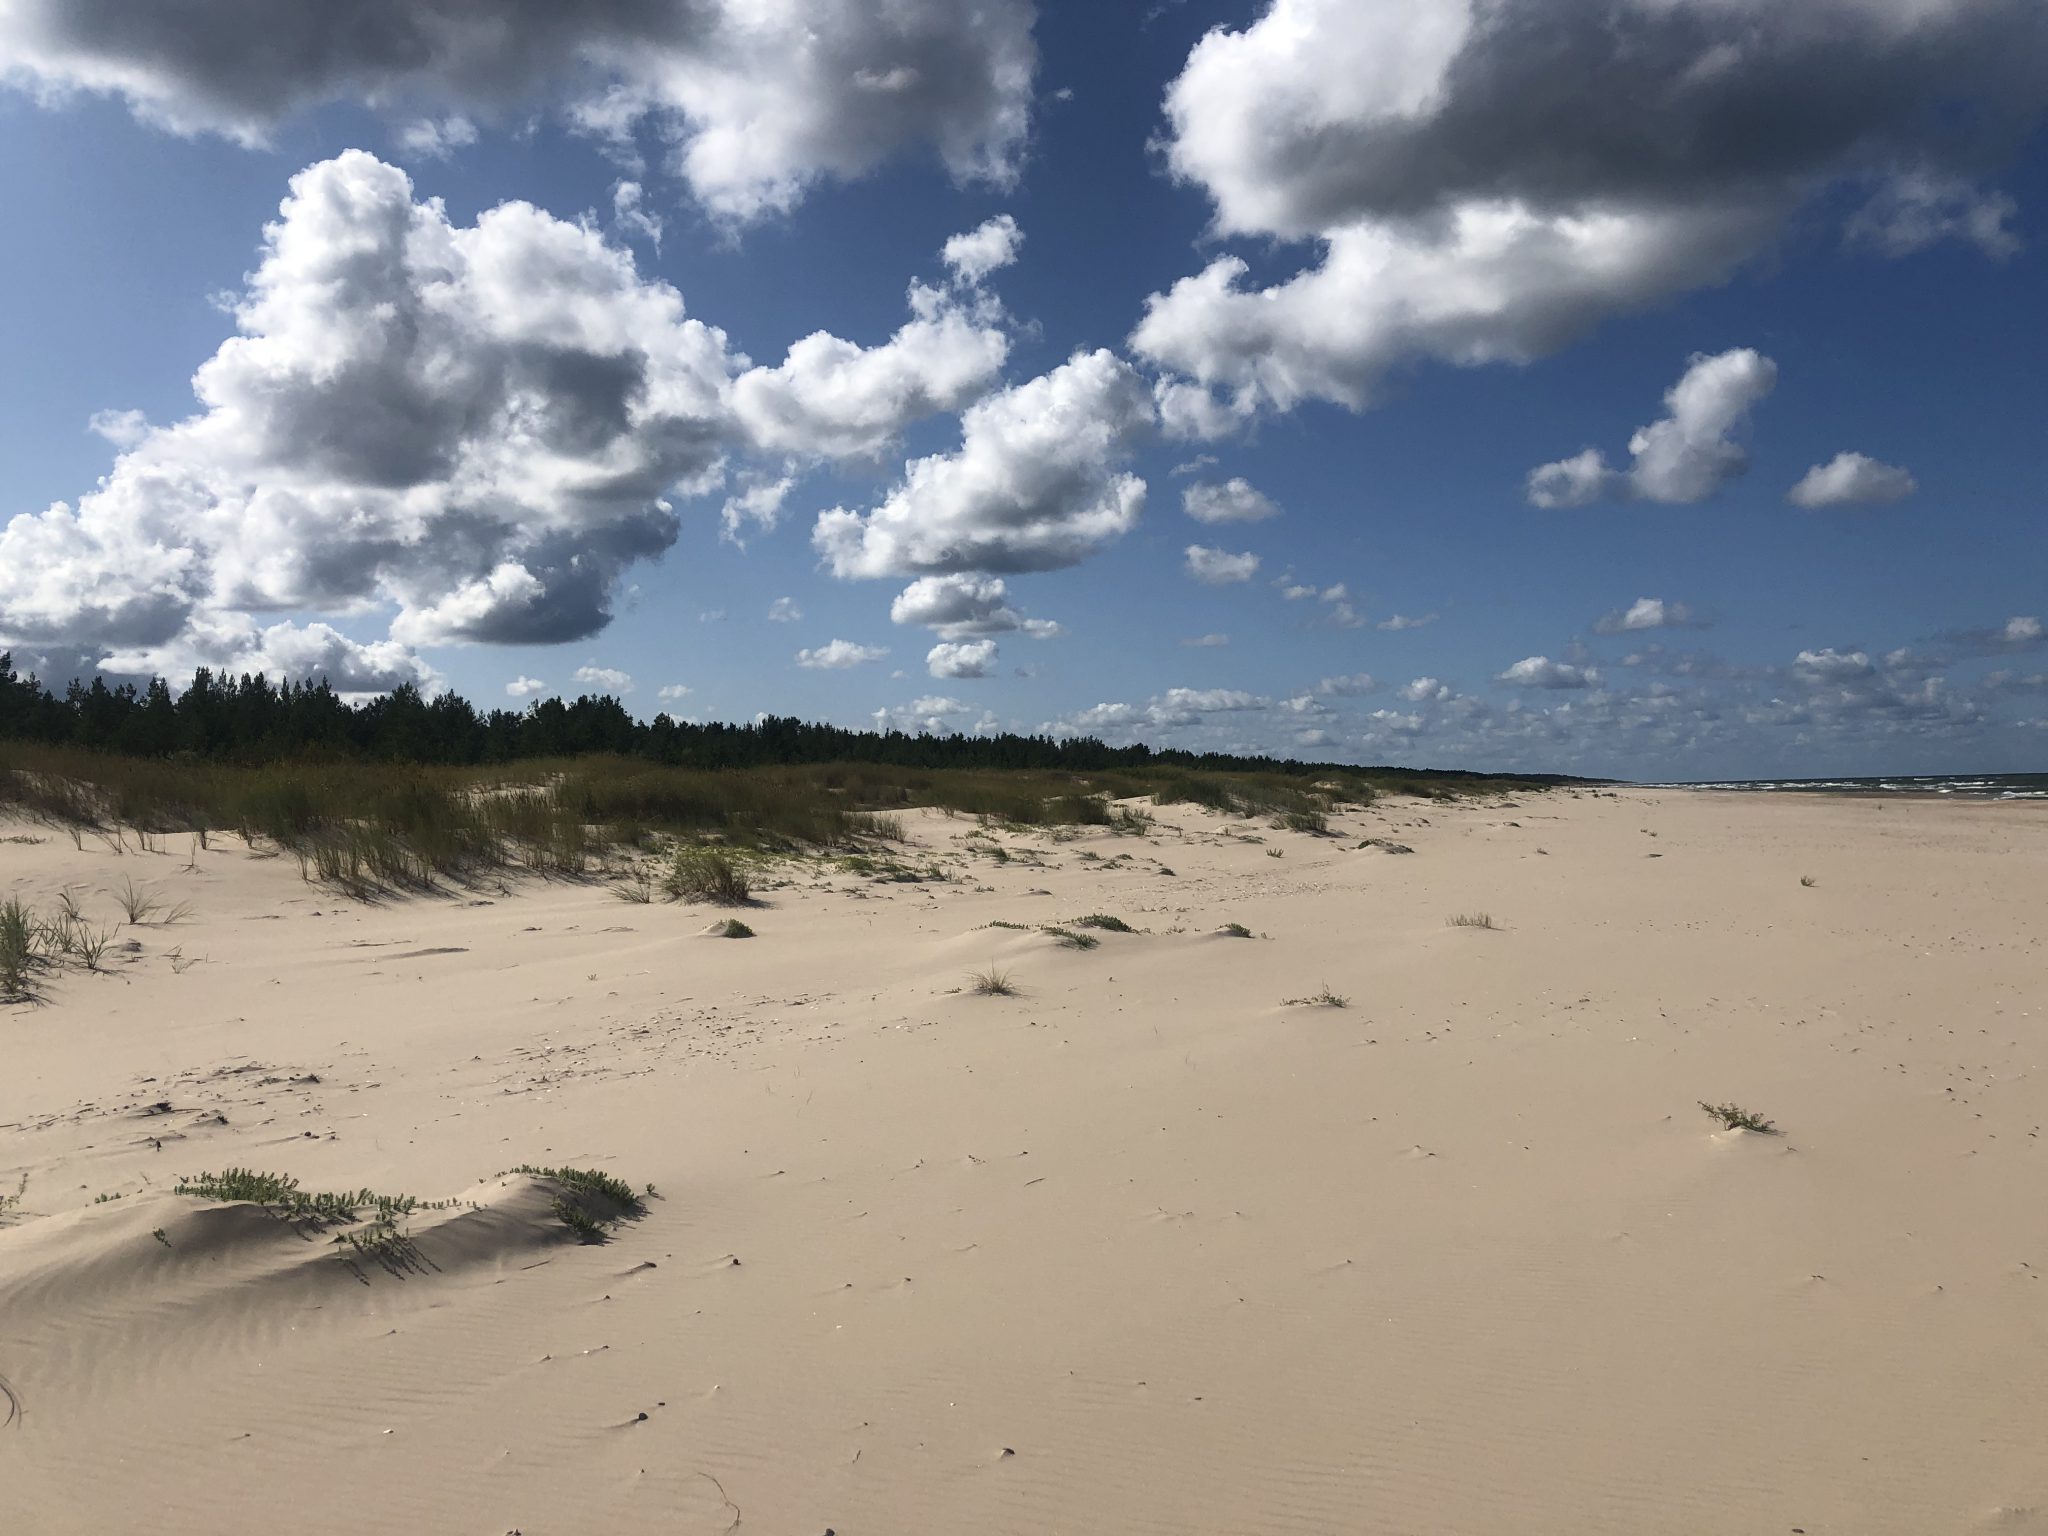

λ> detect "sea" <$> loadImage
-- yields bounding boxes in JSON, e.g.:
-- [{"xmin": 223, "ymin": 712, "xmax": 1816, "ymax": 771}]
[{"xmin": 1670, "ymin": 772, "xmax": 2048, "ymax": 800}]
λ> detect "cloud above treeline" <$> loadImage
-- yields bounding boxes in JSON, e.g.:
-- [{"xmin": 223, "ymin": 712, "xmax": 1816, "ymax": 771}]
[{"xmin": 0, "ymin": 151, "xmax": 1017, "ymax": 680}]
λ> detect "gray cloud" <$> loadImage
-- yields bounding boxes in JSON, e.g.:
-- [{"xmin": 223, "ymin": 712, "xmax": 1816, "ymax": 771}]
[{"xmin": 0, "ymin": 0, "xmax": 1038, "ymax": 221}]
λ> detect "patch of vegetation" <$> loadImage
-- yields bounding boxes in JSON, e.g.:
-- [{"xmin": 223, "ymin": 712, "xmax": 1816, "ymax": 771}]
[
  {"xmin": 0, "ymin": 897, "xmax": 40, "ymax": 1000},
  {"xmin": 506, "ymin": 1164, "xmax": 647, "ymax": 1242},
  {"xmin": 1799, "ymin": 875, "xmax": 1817, "ymax": 888},
  {"xmin": 710, "ymin": 918, "xmax": 754, "ymax": 938},
  {"xmin": 1276, "ymin": 809, "xmax": 1329, "ymax": 835},
  {"xmin": 174, "ymin": 1168, "xmax": 436, "ymax": 1232},
  {"xmin": 1265, "ymin": 847, "xmax": 1285, "ymax": 858},
  {"xmin": 663, "ymin": 847, "xmax": 753, "ymax": 906},
  {"xmin": 1074, "ymin": 913, "xmax": 1135, "ymax": 933},
  {"xmin": 1041, "ymin": 926, "xmax": 1099, "ymax": 950},
  {"xmin": 968, "ymin": 964, "xmax": 1019, "ymax": 996},
  {"xmin": 1283, "ymin": 986, "xmax": 1350, "ymax": 1008},
  {"xmin": 1217, "ymin": 922, "xmax": 1253, "ymax": 938},
  {"xmin": 1699, "ymin": 1101, "xmax": 1780, "ymax": 1135},
  {"xmin": 1446, "ymin": 912, "xmax": 1499, "ymax": 929},
  {"xmin": 0, "ymin": 1173, "xmax": 25, "ymax": 1222},
  {"xmin": 610, "ymin": 870, "xmax": 655, "ymax": 903}
]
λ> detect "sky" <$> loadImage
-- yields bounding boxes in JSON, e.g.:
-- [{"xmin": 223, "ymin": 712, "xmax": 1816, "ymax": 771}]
[{"xmin": 0, "ymin": 0, "xmax": 2044, "ymax": 782}]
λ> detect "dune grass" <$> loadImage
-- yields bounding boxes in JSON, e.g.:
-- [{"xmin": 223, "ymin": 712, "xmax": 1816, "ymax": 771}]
[
  {"xmin": 1446, "ymin": 912, "xmax": 1499, "ymax": 929},
  {"xmin": 1699, "ymin": 1101, "xmax": 1780, "ymax": 1135},
  {"xmin": 1041, "ymin": 925, "xmax": 1099, "ymax": 950},
  {"xmin": 969, "ymin": 964, "xmax": 1019, "ymax": 996},
  {"xmin": 710, "ymin": 918, "xmax": 755, "ymax": 938},
  {"xmin": 1217, "ymin": 922, "xmax": 1254, "ymax": 938},
  {"xmin": 0, "ymin": 742, "xmax": 1545, "ymax": 905},
  {"xmin": 662, "ymin": 847, "xmax": 752, "ymax": 906}
]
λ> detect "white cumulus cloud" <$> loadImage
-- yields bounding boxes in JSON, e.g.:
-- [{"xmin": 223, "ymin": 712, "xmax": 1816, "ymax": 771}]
[
  {"xmin": 1182, "ymin": 476, "xmax": 1279, "ymax": 524},
  {"xmin": 1497, "ymin": 656, "xmax": 1597, "ymax": 690},
  {"xmin": 814, "ymin": 349, "xmax": 1153, "ymax": 579},
  {"xmin": 506, "ymin": 675, "xmax": 548, "ymax": 698},
  {"xmin": 1185, "ymin": 544, "xmax": 1260, "ymax": 584},
  {"xmin": 572, "ymin": 665, "xmax": 634, "ymax": 694},
  {"xmin": 926, "ymin": 638, "xmax": 998, "ymax": 678},
  {"xmin": 1594, "ymin": 597, "xmax": 1700, "ymax": 635},
  {"xmin": 942, "ymin": 214, "xmax": 1023, "ymax": 285},
  {"xmin": 795, "ymin": 639, "xmax": 888, "ymax": 670},
  {"xmin": 1528, "ymin": 349, "xmax": 1777, "ymax": 506},
  {"xmin": 1787, "ymin": 451, "xmax": 1919, "ymax": 508}
]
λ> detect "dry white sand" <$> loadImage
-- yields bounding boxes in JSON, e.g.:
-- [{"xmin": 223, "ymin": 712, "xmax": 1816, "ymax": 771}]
[{"xmin": 4, "ymin": 786, "xmax": 2047, "ymax": 1534}]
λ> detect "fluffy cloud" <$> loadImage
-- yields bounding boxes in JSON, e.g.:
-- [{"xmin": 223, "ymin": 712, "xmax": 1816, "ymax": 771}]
[
  {"xmin": 767, "ymin": 597, "xmax": 802, "ymax": 623},
  {"xmin": 731, "ymin": 271, "xmax": 1011, "ymax": 462},
  {"xmin": 1528, "ymin": 349, "xmax": 1776, "ymax": 506},
  {"xmin": 1594, "ymin": 597, "xmax": 1700, "ymax": 635},
  {"xmin": 1316, "ymin": 672, "xmax": 1378, "ymax": 697},
  {"xmin": 1137, "ymin": 0, "xmax": 2045, "ymax": 417},
  {"xmin": 2006, "ymin": 616, "xmax": 2045, "ymax": 645},
  {"xmin": 0, "ymin": 151, "xmax": 1016, "ymax": 681},
  {"xmin": 506, "ymin": 675, "xmax": 548, "ymax": 698},
  {"xmin": 926, "ymin": 638, "xmax": 998, "ymax": 678},
  {"xmin": 1497, "ymin": 656, "xmax": 1597, "ymax": 690},
  {"xmin": 1185, "ymin": 545, "xmax": 1260, "ymax": 584},
  {"xmin": 1049, "ymin": 686, "xmax": 1269, "ymax": 741},
  {"xmin": 657, "ymin": 683, "xmax": 692, "ymax": 702},
  {"xmin": 0, "ymin": 0, "xmax": 1039, "ymax": 222},
  {"xmin": 795, "ymin": 639, "xmax": 888, "ymax": 670},
  {"xmin": 942, "ymin": 214, "xmax": 1023, "ymax": 285},
  {"xmin": 887, "ymin": 573, "xmax": 1057, "ymax": 638},
  {"xmin": 1399, "ymin": 677, "xmax": 1451, "ymax": 703},
  {"xmin": 872, "ymin": 694, "xmax": 997, "ymax": 734},
  {"xmin": 99, "ymin": 616, "xmax": 440, "ymax": 696},
  {"xmin": 1789, "ymin": 648, "xmax": 1875, "ymax": 685},
  {"xmin": 1787, "ymin": 451, "xmax": 1919, "ymax": 508},
  {"xmin": 814, "ymin": 349, "xmax": 1153, "ymax": 578},
  {"xmin": 1378, "ymin": 612, "xmax": 1436, "ymax": 632},
  {"xmin": 573, "ymin": 665, "xmax": 634, "ymax": 694},
  {"xmin": 1182, "ymin": 477, "xmax": 1279, "ymax": 524}
]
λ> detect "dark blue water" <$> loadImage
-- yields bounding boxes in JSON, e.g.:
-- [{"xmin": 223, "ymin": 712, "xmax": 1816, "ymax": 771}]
[{"xmin": 1672, "ymin": 773, "xmax": 2048, "ymax": 800}]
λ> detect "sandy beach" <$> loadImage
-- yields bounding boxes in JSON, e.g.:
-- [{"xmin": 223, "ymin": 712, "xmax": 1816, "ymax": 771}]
[{"xmin": 5, "ymin": 785, "xmax": 2047, "ymax": 1535}]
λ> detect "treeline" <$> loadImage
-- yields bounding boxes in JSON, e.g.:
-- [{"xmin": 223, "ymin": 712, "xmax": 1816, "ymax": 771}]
[{"xmin": 0, "ymin": 655, "xmax": 1573, "ymax": 785}]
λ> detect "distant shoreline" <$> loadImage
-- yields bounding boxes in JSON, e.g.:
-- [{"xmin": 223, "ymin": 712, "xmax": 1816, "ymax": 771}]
[{"xmin": 1660, "ymin": 772, "xmax": 2048, "ymax": 800}]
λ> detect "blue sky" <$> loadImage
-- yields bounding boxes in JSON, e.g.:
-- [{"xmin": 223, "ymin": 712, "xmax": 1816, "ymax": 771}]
[{"xmin": 0, "ymin": 0, "xmax": 2043, "ymax": 780}]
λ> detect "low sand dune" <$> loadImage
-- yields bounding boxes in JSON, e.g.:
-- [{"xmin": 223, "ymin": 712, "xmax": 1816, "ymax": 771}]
[{"xmin": 4, "ymin": 788, "xmax": 2047, "ymax": 1534}]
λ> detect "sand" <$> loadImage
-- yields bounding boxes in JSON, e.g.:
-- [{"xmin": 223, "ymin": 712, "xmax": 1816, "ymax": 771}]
[{"xmin": 3, "ymin": 786, "xmax": 2046, "ymax": 1534}]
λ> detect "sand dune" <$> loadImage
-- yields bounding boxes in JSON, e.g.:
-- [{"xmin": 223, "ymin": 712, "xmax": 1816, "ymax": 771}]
[{"xmin": 5, "ymin": 787, "xmax": 2047, "ymax": 1533}]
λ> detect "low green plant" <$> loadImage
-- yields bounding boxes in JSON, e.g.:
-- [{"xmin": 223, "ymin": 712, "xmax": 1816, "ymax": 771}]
[
  {"xmin": 1074, "ymin": 913, "xmax": 1134, "ymax": 933},
  {"xmin": 1041, "ymin": 926, "xmax": 1099, "ymax": 950},
  {"xmin": 611, "ymin": 870, "xmax": 656, "ymax": 903},
  {"xmin": 663, "ymin": 847, "xmax": 752, "ymax": 906},
  {"xmin": 1446, "ymin": 912, "xmax": 1498, "ymax": 929},
  {"xmin": 1277, "ymin": 809, "xmax": 1329, "ymax": 835},
  {"xmin": 711, "ymin": 918, "xmax": 755, "ymax": 938},
  {"xmin": 1799, "ymin": 875, "xmax": 1817, "ymax": 888},
  {"xmin": 1699, "ymin": 1101, "xmax": 1779, "ymax": 1135},
  {"xmin": 507, "ymin": 1164, "xmax": 646, "ymax": 1241},
  {"xmin": 0, "ymin": 1173, "xmax": 25, "ymax": 1221},
  {"xmin": 1265, "ymin": 847, "xmax": 1285, "ymax": 858},
  {"xmin": 1218, "ymin": 922, "xmax": 1253, "ymax": 938}
]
